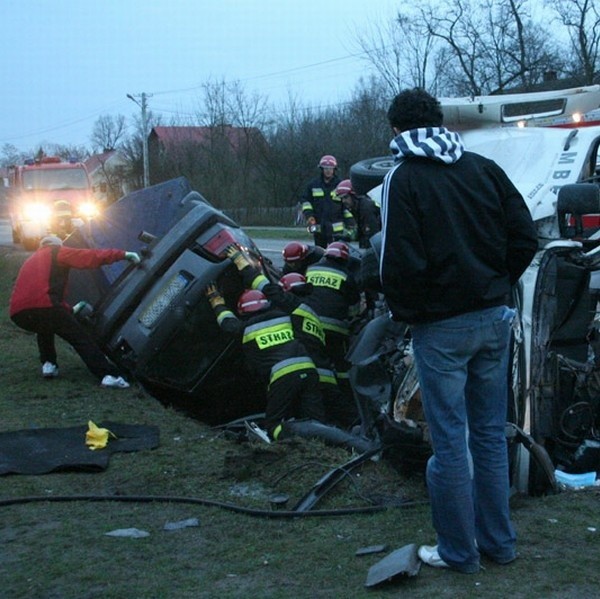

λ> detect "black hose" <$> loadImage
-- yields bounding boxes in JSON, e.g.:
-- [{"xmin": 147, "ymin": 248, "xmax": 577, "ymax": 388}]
[{"xmin": 0, "ymin": 493, "xmax": 426, "ymax": 518}]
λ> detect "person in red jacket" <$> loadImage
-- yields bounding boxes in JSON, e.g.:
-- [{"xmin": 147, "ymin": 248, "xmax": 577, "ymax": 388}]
[{"xmin": 9, "ymin": 235, "xmax": 141, "ymax": 388}]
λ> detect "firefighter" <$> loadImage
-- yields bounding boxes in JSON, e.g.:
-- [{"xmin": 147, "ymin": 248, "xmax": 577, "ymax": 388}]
[
  {"xmin": 205, "ymin": 281, "xmax": 325, "ymax": 438},
  {"xmin": 304, "ymin": 241, "xmax": 362, "ymax": 422},
  {"xmin": 226, "ymin": 245, "xmax": 352, "ymax": 427},
  {"xmin": 334, "ymin": 179, "xmax": 381, "ymax": 249},
  {"xmin": 278, "ymin": 272, "xmax": 357, "ymax": 427},
  {"xmin": 300, "ymin": 155, "xmax": 355, "ymax": 248},
  {"xmin": 281, "ymin": 241, "xmax": 324, "ymax": 276}
]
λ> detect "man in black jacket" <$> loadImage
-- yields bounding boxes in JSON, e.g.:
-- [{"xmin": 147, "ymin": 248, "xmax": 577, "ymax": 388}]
[{"xmin": 380, "ymin": 89, "xmax": 537, "ymax": 574}]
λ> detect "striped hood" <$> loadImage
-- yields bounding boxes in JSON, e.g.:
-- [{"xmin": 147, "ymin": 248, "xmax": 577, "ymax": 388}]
[{"xmin": 389, "ymin": 127, "xmax": 465, "ymax": 164}]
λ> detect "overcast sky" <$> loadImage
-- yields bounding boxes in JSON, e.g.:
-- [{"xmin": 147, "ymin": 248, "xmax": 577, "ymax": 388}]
[{"xmin": 2, "ymin": 0, "xmax": 401, "ymax": 153}]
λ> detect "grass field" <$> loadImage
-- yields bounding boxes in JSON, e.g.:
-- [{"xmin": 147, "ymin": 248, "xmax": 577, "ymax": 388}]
[{"xmin": 0, "ymin": 246, "xmax": 598, "ymax": 598}]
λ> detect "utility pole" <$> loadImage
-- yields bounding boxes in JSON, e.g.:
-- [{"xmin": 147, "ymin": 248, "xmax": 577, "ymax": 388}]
[{"xmin": 127, "ymin": 92, "xmax": 151, "ymax": 188}]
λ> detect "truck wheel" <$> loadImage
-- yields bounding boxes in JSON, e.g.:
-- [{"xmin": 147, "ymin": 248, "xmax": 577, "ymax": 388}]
[{"xmin": 350, "ymin": 156, "xmax": 395, "ymax": 196}]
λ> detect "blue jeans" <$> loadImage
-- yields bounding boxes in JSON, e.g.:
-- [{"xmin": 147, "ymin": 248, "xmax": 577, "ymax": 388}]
[{"xmin": 411, "ymin": 306, "xmax": 517, "ymax": 573}]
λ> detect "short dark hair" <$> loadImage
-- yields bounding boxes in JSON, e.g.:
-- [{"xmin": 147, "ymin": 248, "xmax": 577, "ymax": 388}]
[{"xmin": 387, "ymin": 88, "xmax": 444, "ymax": 132}]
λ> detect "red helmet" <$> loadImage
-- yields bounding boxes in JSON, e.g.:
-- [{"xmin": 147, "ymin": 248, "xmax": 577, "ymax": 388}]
[
  {"xmin": 318, "ymin": 154, "xmax": 337, "ymax": 169},
  {"xmin": 279, "ymin": 272, "xmax": 307, "ymax": 292},
  {"xmin": 324, "ymin": 241, "xmax": 350, "ymax": 260},
  {"xmin": 282, "ymin": 241, "xmax": 308, "ymax": 263},
  {"xmin": 335, "ymin": 179, "xmax": 354, "ymax": 197},
  {"xmin": 237, "ymin": 289, "xmax": 270, "ymax": 314}
]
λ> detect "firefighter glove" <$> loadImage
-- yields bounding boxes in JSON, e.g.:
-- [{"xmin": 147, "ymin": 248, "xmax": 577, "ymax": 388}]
[
  {"xmin": 225, "ymin": 244, "xmax": 251, "ymax": 270},
  {"xmin": 85, "ymin": 420, "xmax": 116, "ymax": 451},
  {"xmin": 306, "ymin": 216, "xmax": 316, "ymax": 227},
  {"xmin": 205, "ymin": 282, "xmax": 225, "ymax": 309},
  {"xmin": 125, "ymin": 251, "xmax": 141, "ymax": 264}
]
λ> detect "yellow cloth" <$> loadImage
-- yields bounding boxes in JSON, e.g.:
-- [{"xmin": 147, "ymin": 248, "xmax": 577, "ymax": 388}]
[{"xmin": 85, "ymin": 420, "xmax": 116, "ymax": 450}]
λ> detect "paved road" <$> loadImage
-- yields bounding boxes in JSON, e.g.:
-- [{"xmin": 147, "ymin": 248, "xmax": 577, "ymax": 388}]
[
  {"xmin": 0, "ymin": 219, "xmax": 289, "ymax": 268},
  {"xmin": 254, "ymin": 238, "xmax": 287, "ymax": 269},
  {"xmin": 0, "ymin": 219, "xmax": 12, "ymax": 246}
]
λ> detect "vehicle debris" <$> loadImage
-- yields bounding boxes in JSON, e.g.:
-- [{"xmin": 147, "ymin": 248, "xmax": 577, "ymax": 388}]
[
  {"xmin": 163, "ymin": 518, "xmax": 199, "ymax": 531},
  {"xmin": 105, "ymin": 528, "xmax": 150, "ymax": 538},
  {"xmin": 364, "ymin": 543, "xmax": 421, "ymax": 587},
  {"xmin": 355, "ymin": 544, "xmax": 388, "ymax": 557},
  {"xmin": 554, "ymin": 470, "xmax": 597, "ymax": 489}
]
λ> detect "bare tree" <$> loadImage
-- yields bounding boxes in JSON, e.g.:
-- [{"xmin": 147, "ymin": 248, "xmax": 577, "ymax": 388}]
[
  {"xmin": 90, "ymin": 114, "xmax": 127, "ymax": 152},
  {"xmin": 176, "ymin": 79, "xmax": 275, "ymax": 210},
  {"xmin": 93, "ymin": 153, "xmax": 129, "ymax": 203},
  {"xmin": 548, "ymin": 0, "xmax": 600, "ymax": 83},
  {"xmin": 356, "ymin": 0, "xmax": 563, "ymax": 96},
  {"xmin": 121, "ymin": 110, "xmax": 161, "ymax": 190},
  {"xmin": 353, "ymin": 7, "xmax": 441, "ymax": 95},
  {"xmin": 49, "ymin": 144, "xmax": 90, "ymax": 161},
  {"xmin": 421, "ymin": 0, "xmax": 546, "ymax": 95},
  {"xmin": 0, "ymin": 143, "xmax": 26, "ymax": 167}
]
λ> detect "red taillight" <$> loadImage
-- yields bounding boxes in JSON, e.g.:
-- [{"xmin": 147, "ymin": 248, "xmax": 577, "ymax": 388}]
[
  {"xmin": 202, "ymin": 229, "xmax": 238, "ymax": 258},
  {"xmin": 568, "ymin": 214, "xmax": 600, "ymax": 228}
]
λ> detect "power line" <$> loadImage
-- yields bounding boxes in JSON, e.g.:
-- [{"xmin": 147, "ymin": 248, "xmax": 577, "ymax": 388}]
[
  {"xmin": 2, "ymin": 47, "xmax": 379, "ymax": 148},
  {"xmin": 149, "ymin": 49, "xmax": 372, "ymax": 97},
  {"xmin": 1, "ymin": 101, "xmax": 125, "ymax": 144}
]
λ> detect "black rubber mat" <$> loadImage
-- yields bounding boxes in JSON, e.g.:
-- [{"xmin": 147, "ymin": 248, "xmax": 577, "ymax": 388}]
[{"xmin": 0, "ymin": 422, "xmax": 160, "ymax": 475}]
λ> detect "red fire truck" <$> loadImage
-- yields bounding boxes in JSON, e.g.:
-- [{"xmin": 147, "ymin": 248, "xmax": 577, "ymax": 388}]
[{"xmin": 7, "ymin": 156, "xmax": 99, "ymax": 250}]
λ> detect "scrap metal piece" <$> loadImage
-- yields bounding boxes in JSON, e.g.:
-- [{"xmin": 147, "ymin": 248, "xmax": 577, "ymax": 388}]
[
  {"xmin": 365, "ymin": 543, "xmax": 421, "ymax": 588},
  {"xmin": 505, "ymin": 422, "xmax": 558, "ymax": 493},
  {"xmin": 293, "ymin": 446, "xmax": 381, "ymax": 512},
  {"xmin": 244, "ymin": 421, "xmax": 271, "ymax": 444}
]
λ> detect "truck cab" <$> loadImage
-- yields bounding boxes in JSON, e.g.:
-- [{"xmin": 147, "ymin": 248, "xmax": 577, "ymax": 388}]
[{"xmin": 7, "ymin": 156, "xmax": 99, "ymax": 250}]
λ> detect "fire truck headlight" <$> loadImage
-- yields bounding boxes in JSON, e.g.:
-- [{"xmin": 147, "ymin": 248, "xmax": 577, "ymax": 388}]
[
  {"xmin": 23, "ymin": 203, "xmax": 51, "ymax": 222},
  {"xmin": 79, "ymin": 202, "xmax": 99, "ymax": 218}
]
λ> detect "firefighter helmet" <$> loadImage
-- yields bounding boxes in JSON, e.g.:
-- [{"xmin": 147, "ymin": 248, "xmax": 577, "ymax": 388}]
[
  {"xmin": 318, "ymin": 154, "xmax": 338, "ymax": 169},
  {"xmin": 324, "ymin": 241, "xmax": 350, "ymax": 260},
  {"xmin": 335, "ymin": 179, "xmax": 354, "ymax": 197},
  {"xmin": 282, "ymin": 241, "xmax": 308, "ymax": 263},
  {"xmin": 279, "ymin": 272, "xmax": 307, "ymax": 292},
  {"xmin": 237, "ymin": 289, "xmax": 270, "ymax": 314}
]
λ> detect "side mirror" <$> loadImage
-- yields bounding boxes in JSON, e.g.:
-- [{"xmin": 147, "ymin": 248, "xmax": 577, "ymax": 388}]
[{"xmin": 556, "ymin": 183, "xmax": 600, "ymax": 238}]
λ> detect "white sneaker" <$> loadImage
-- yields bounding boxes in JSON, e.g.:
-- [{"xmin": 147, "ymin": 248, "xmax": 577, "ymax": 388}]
[
  {"xmin": 418, "ymin": 545, "xmax": 449, "ymax": 568},
  {"xmin": 101, "ymin": 375, "xmax": 130, "ymax": 389},
  {"xmin": 42, "ymin": 362, "xmax": 59, "ymax": 378}
]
